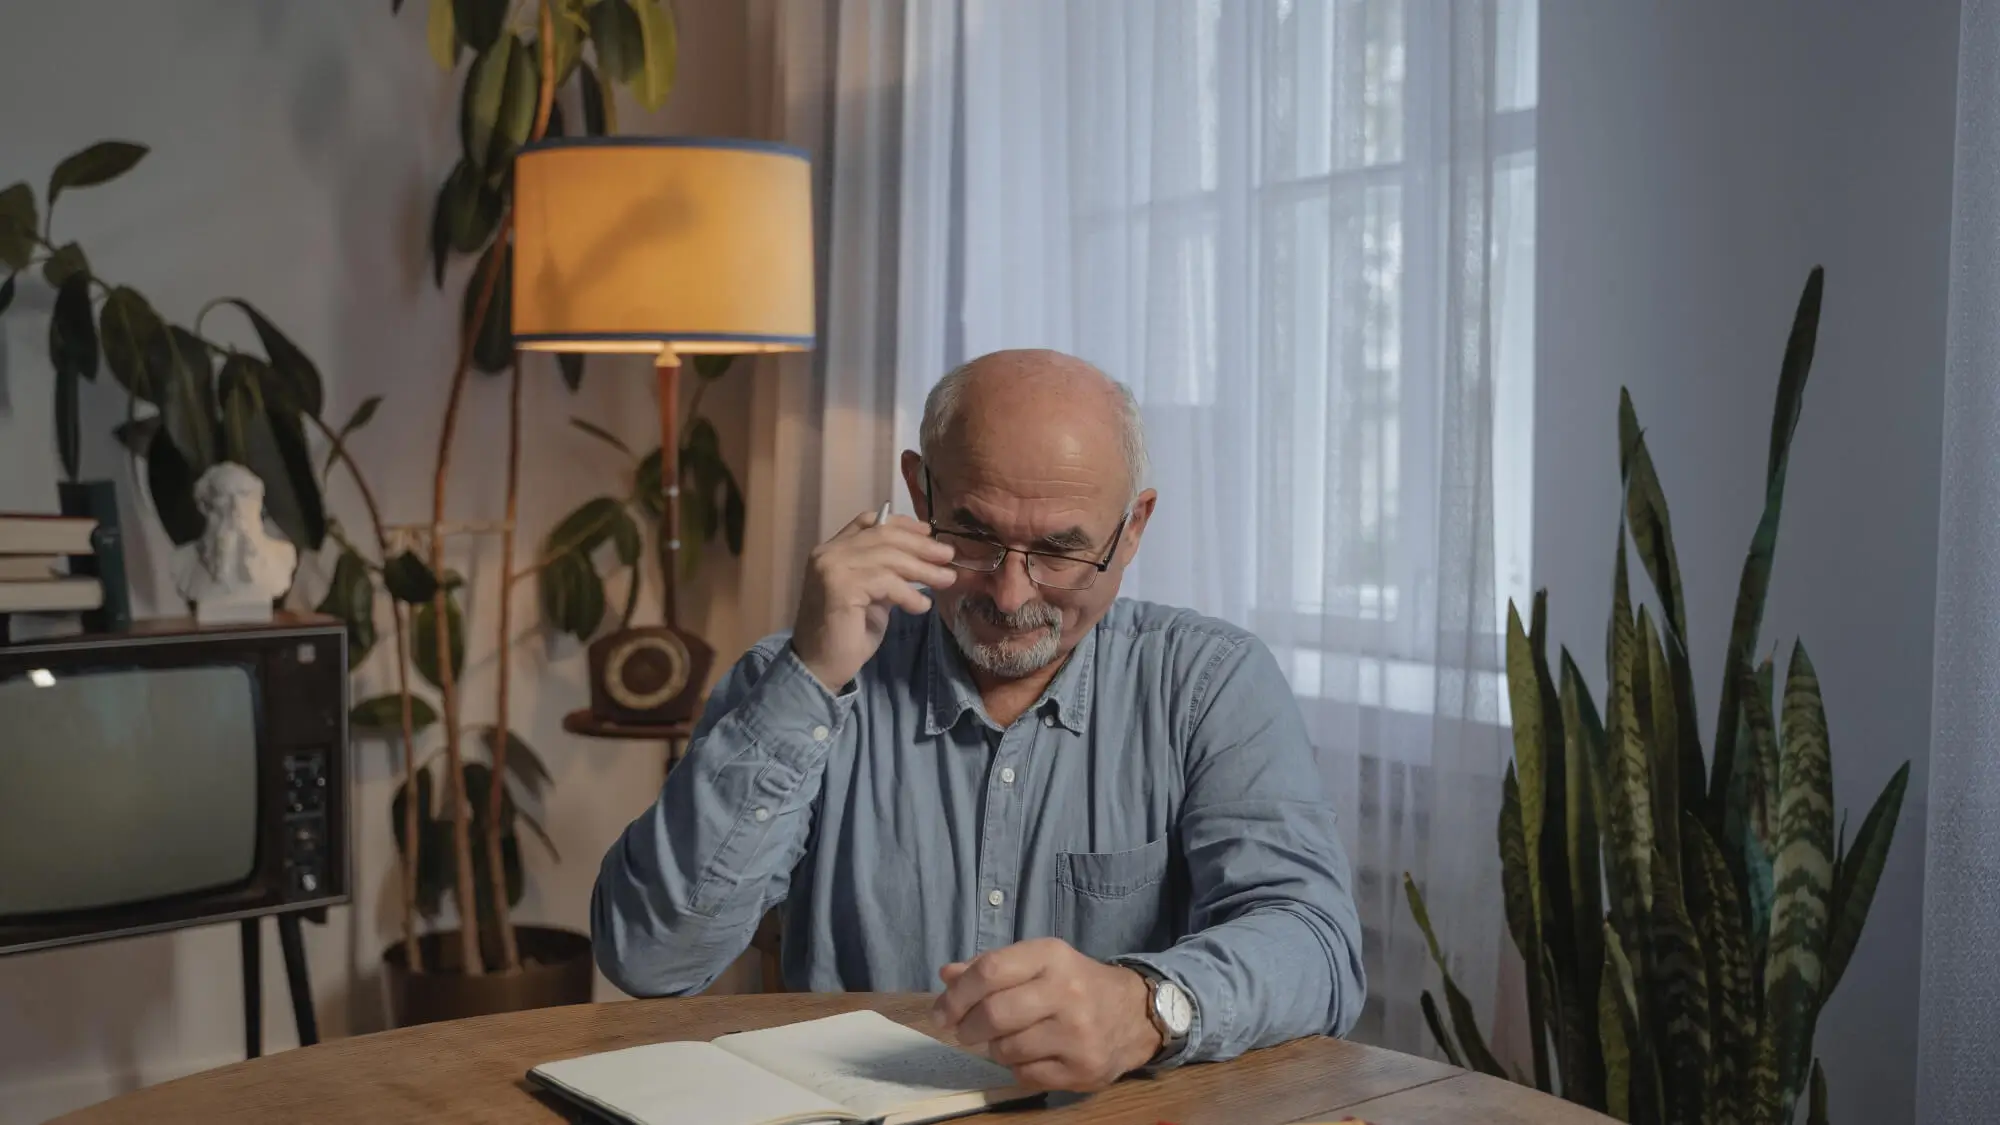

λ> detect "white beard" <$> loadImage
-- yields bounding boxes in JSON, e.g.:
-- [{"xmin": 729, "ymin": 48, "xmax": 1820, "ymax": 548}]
[{"xmin": 945, "ymin": 596, "xmax": 1064, "ymax": 679}]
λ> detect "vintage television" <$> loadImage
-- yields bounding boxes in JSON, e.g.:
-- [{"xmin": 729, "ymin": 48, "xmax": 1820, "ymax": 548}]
[{"xmin": 0, "ymin": 613, "xmax": 349, "ymax": 955}]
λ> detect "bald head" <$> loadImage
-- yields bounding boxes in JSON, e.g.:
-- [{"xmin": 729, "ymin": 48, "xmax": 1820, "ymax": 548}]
[{"xmin": 918, "ymin": 349, "xmax": 1149, "ymax": 504}]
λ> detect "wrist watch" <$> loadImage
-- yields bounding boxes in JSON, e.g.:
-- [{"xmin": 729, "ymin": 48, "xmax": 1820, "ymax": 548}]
[{"xmin": 1125, "ymin": 962, "xmax": 1194, "ymax": 1061}]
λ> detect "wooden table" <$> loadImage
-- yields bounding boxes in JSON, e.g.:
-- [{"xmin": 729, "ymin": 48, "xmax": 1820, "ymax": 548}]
[{"xmin": 49, "ymin": 993, "xmax": 1615, "ymax": 1124}]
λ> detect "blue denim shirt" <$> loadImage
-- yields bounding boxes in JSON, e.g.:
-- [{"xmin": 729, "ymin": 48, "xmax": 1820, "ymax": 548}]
[{"xmin": 591, "ymin": 598, "xmax": 1367, "ymax": 1064}]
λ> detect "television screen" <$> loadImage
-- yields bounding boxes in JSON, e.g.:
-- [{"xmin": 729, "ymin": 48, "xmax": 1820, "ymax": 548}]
[{"xmin": 0, "ymin": 665, "xmax": 260, "ymax": 915}]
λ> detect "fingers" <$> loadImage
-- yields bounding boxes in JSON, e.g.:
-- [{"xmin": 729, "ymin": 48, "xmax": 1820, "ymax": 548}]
[
  {"xmin": 953, "ymin": 978, "xmax": 1063, "ymax": 1049},
  {"xmin": 983, "ymin": 1016, "xmax": 1065, "ymax": 1068},
  {"xmin": 932, "ymin": 942, "xmax": 1058, "ymax": 1030},
  {"xmin": 864, "ymin": 573, "xmax": 934, "ymax": 616}
]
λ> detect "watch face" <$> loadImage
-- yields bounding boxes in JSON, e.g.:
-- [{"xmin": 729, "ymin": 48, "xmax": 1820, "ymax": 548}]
[
  {"xmin": 1155, "ymin": 979, "xmax": 1194, "ymax": 1037},
  {"xmin": 604, "ymin": 632, "xmax": 691, "ymax": 711}
]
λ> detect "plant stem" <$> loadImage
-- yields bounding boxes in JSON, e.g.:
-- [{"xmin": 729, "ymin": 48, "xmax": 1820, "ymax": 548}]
[
  {"xmin": 484, "ymin": 354, "xmax": 525, "ymax": 973},
  {"xmin": 305, "ymin": 411, "xmax": 425, "ymax": 973}
]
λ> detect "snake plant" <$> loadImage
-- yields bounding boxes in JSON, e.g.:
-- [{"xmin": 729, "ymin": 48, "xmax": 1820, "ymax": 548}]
[{"xmin": 1406, "ymin": 266, "xmax": 1909, "ymax": 1125}]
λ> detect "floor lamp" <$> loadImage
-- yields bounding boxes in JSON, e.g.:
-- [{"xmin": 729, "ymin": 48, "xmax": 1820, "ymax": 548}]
[{"xmin": 511, "ymin": 137, "xmax": 815, "ymax": 734}]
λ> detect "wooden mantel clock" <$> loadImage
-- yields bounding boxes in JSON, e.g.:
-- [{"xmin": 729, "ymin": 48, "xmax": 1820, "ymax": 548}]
[{"xmin": 586, "ymin": 625, "xmax": 712, "ymax": 725}]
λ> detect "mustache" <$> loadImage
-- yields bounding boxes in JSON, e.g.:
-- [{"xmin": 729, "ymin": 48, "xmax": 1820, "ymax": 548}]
[{"xmin": 958, "ymin": 596, "xmax": 1061, "ymax": 631}]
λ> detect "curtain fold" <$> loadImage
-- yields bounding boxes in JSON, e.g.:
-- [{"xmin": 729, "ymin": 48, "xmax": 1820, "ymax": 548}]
[{"xmin": 1917, "ymin": 1, "xmax": 2000, "ymax": 1117}]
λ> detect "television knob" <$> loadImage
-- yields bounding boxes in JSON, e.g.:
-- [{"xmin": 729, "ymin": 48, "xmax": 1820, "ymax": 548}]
[{"xmin": 301, "ymin": 873, "xmax": 319, "ymax": 893}]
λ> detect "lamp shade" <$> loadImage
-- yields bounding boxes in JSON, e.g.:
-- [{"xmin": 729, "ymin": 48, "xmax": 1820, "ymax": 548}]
[{"xmin": 511, "ymin": 137, "xmax": 814, "ymax": 356}]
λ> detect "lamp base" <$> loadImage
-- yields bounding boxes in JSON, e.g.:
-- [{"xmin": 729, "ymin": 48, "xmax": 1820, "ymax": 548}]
[{"xmin": 586, "ymin": 625, "xmax": 714, "ymax": 725}]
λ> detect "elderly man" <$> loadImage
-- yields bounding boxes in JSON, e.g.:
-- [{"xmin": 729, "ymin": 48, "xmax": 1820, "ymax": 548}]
[{"xmin": 593, "ymin": 349, "xmax": 1365, "ymax": 1091}]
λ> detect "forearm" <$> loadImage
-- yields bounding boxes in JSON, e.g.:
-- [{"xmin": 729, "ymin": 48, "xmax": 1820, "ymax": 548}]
[
  {"xmin": 591, "ymin": 645, "xmax": 846, "ymax": 996},
  {"xmin": 1121, "ymin": 897, "xmax": 1364, "ymax": 1063}
]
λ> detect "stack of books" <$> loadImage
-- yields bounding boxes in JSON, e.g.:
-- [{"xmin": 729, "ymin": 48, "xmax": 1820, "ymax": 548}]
[{"xmin": 0, "ymin": 513, "xmax": 105, "ymax": 635}]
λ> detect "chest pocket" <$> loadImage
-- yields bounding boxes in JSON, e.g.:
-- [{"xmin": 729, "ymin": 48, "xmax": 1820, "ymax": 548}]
[{"xmin": 1052, "ymin": 836, "xmax": 1175, "ymax": 958}]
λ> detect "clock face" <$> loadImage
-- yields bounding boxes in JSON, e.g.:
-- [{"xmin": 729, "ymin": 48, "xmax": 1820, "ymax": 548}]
[{"xmin": 604, "ymin": 633, "xmax": 691, "ymax": 711}]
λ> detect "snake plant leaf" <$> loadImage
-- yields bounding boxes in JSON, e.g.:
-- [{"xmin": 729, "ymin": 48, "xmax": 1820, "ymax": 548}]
[
  {"xmin": 0, "ymin": 182, "xmax": 36, "ymax": 271},
  {"xmin": 1559, "ymin": 648, "xmax": 1608, "ymax": 1107},
  {"xmin": 1602, "ymin": 921, "xmax": 1661, "ymax": 1125},
  {"xmin": 1710, "ymin": 267, "xmax": 1822, "ymax": 818},
  {"xmin": 1821, "ymin": 760, "xmax": 1910, "ymax": 1002},
  {"xmin": 1649, "ymin": 846, "xmax": 1711, "ymax": 1125},
  {"xmin": 1748, "ymin": 1022, "xmax": 1782, "ymax": 1125},
  {"xmin": 1807, "ymin": 1058, "xmax": 1828, "ymax": 1125},
  {"xmin": 1506, "ymin": 601, "xmax": 1547, "ymax": 937},
  {"xmin": 1687, "ymin": 818, "xmax": 1750, "ymax": 1124},
  {"xmin": 1607, "ymin": 536, "xmax": 1658, "ymax": 933},
  {"xmin": 1403, "ymin": 874, "xmax": 1505, "ymax": 1077},
  {"xmin": 1501, "ymin": 763, "xmax": 1554, "ymax": 1091},
  {"xmin": 1419, "ymin": 990, "xmax": 1464, "ymax": 1069},
  {"xmin": 1636, "ymin": 607, "xmax": 1682, "ymax": 875},
  {"xmin": 1600, "ymin": 946, "xmax": 1631, "ymax": 1123},
  {"xmin": 1766, "ymin": 641, "xmax": 1836, "ymax": 1112}
]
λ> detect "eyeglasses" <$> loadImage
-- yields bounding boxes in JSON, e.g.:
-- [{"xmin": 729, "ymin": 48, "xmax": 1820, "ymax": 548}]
[{"xmin": 922, "ymin": 468, "xmax": 1128, "ymax": 592}]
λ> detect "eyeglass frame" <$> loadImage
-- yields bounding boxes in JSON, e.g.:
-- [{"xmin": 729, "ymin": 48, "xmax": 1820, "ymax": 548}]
[{"xmin": 921, "ymin": 467, "xmax": 1130, "ymax": 590}]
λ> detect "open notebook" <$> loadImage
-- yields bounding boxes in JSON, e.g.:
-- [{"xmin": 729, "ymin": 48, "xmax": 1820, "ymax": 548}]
[{"xmin": 527, "ymin": 1010, "xmax": 1036, "ymax": 1125}]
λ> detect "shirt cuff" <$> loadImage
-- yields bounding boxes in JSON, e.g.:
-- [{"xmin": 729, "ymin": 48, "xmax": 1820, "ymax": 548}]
[{"xmin": 735, "ymin": 645, "xmax": 858, "ymax": 772}]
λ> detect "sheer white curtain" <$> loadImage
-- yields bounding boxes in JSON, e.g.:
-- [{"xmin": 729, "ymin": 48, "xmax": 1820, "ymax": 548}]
[
  {"xmin": 1918, "ymin": 1, "xmax": 2000, "ymax": 1117},
  {"xmin": 751, "ymin": 0, "xmax": 1539, "ymax": 1058}
]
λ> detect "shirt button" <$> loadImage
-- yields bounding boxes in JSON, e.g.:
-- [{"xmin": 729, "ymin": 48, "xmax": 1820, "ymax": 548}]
[
  {"xmin": 1043, "ymin": 715, "xmax": 1057, "ymax": 728},
  {"xmin": 987, "ymin": 889, "xmax": 1005, "ymax": 907},
  {"xmin": 753, "ymin": 807, "xmax": 771, "ymax": 822},
  {"xmin": 811, "ymin": 725, "xmax": 830, "ymax": 741},
  {"xmin": 999, "ymin": 766, "xmax": 1016, "ymax": 784}
]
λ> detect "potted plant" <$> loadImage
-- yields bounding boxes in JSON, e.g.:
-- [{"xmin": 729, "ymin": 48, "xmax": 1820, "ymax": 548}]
[
  {"xmin": 1405, "ymin": 267, "xmax": 1909, "ymax": 1125},
  {"xmin": 0, "ymin": 140, "xmax": 330, "ymax": 591}
]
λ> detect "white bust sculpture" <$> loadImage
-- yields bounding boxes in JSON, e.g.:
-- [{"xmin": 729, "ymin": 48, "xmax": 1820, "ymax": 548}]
[{"xmin": 171, "ymin": 462, "xmax": 298, "ymax": 624}]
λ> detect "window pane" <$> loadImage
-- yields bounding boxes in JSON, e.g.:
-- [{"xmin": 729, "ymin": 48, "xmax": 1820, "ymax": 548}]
[
  {"xmin": 1259, "ymin": 0, "xmax": 1404, "ymax": 184},
  {"xmin": 1495, "ymin": 0, "xmax": 1539, "ymax": 112}
]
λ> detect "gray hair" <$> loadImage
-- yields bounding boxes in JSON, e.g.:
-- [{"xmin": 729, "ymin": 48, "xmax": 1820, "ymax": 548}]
[{"xmin": 918, "ymin": 359, "xmax": 1150, "ymax": 504}]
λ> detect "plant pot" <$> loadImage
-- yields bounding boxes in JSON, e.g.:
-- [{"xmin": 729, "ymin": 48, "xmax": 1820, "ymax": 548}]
[{"xmin": 382, "ymin": 925, "xmax": 594, "ymax": 1027}]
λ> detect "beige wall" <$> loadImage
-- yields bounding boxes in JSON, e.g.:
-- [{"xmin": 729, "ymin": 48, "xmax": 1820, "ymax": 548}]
[{"xmin": 0, "ymin": 4, "xmax": 774, "ymax": 1121}]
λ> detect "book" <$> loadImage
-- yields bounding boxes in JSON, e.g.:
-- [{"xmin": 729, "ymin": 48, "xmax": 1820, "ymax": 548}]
[
  {"xmin": 58, "ymin": 480, "xmax": 132, "ymax": 632},
  {"xmin": 0, "ymin": 577, "xmax": 102, "ymax": 614},
  {"xmin": 527, "ymin": 1010, "xmax": 1035, "ymax": 1125},
  {"xmin": 0, "ymin": 514, "xmax": 97, "ymax": 556},
  {"xmin": 0, "ymin": 556, "xmax": 60, "ymax": 581}
]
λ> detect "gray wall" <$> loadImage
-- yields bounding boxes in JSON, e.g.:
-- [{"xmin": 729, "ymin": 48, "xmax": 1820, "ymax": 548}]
[{"xmin": 1536, "ymin": 2, "xmax": 1959, "ymax": 1121}]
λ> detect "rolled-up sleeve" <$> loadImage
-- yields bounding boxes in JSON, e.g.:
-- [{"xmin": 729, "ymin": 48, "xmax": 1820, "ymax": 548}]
[
  {"xmin": 591, "ymin": 639, "xmax": 853, "ymax": 997},
  {"xmin": 1118, "ymin": 636, "xmax": 1367, "ymax": 1063}
]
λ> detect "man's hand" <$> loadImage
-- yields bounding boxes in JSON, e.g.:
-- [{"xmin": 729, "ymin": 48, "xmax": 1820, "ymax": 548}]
[
  {"xmin": 791, "ymin": 510, "xmax": 958, "ymax": 692},
  {"xmin": 930, "ymin": 938, "xmax": 1162, "ymax": 1093}
]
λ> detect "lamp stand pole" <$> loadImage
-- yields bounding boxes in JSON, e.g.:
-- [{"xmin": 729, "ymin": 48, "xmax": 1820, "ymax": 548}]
[{"xmin": 655, "ymin": 351, "xmax": 682, "ymax": 629}]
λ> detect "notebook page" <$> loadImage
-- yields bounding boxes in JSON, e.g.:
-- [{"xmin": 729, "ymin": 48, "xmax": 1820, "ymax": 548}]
[
  {"xmin": 713, "ymin": 1011, "xmax": 1022, "ymax": 1122},
  {"xmin": 530, "ymin": 1040, "xmax": 856, "ymax": 1125}
]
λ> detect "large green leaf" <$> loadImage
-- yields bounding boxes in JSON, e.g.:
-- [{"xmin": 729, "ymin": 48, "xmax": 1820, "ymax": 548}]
[
  {"xmin": 431, "ymin": 158, "xmax": 503, "ymax": 285},
  {"xmin": 1807, "ymin": 1058, "xmax": 1828, "ymax": 1125},
  {"xmin": 461, "ymin": 34, "xmax": 517, "ymax": 174},
  {"xmin": 1636, "ymin": 607, "xmax": 1681, "ymax": 875},
  {"xmin": 1821, "ymin": 761, "xmax": 1909, "ymax": 1002},
  {"xmin": 1765, "ymin": 641, "xmax": 1835, "ymax": 1114},
  {"xmin": 383, "ymin": 549, "xmax": 442, "ymax": 605},
  {"xmin": 630, "ymin": 0, "xmax": 678, "ymax": 111},
  {"xmin": 0, "ymin": 182, "xmax": 36, "ymax": 270},
  {"xmin": 42, "ymin": 241, "xmax": 88, "ymax": 287},
  {"xmin": 100, "ymin": 287, "xmax": 164, "ymax": 401},
  {"xmin": 452, "ymin": 0, "xmax": 507, "ymax": 51},
  {"xmin": 491, "ymin": 33, "xmax": 540, "ymax": 168},
  {"xmin": 1557, "ymin": 648, "xmax": 1607, "ymax": 1110},
  {"xmin": 1505, "ymin": 602, "xmax": 1547, "ymax": 936},
  {"xmin": 145, "ymin": 423, "xmax": 205, "ymax": 544},
  {"xmin": 560, "ymin": 352, "xmax": 585, "ymax": 390},
  {"xmin": 49, "ymin": 271, "xmax": 98, "ymax": 383},
  {"xmin": 216, "ymin": 355, "xmax": 264, "ymax": 465},
  {"xmin": 47, "ymin": 141, "xmax": 148, "ymax": 206},
  {"xmin": 351, "ymin": 693, "xmax": 439, "ymax": 736},
  {"xmin": 464, "ymin": 240, "xmax": 513, "ymax": 373},
  {"xmin": 426, "ymin": 0, "xmax": 460, "ymax": 70},
  {"xmin": 1606, "ymin": 536, "xmax": 1656, "ymax": 931},
  {"xmin": 1599, "ymin": 934, "xmax": 1632, "ymax": 1123},
  {"xmin": 580, "ymin": 62, "xmax": 612, "ymax": 136},
  {"xmin": 54, "ymin": 341, "xmax": 79, "ymax": 482},
  {"xmin": 315, "ymin": 548, "xmax": 378, "ymax": 669},
  {"xmin": 589, "ymin": 0, "xmax": 644, "ymax": 83},
  {"xmin": 1419, "ymin": 991, "xmax": 1464, "ymax": 1069},
  {"xmin": 157, "ymin": 326, "xmax": 216, "ymax": 474},
  {"xmin": 237, "ymin": 378, "xmax": 326, "ymax": 549},
  {"xmin": 538, "ymin": 549, "xmax": 607, "ymax": 642},
  {"xmin": 413, "ymin": 591, "xmax": 465, "ymax": 691},
  {"xmin": 478, "ymin": 725, "xmax": 553, "ymax": 799},
  {"xmin": 544, "ymin": 495, "xmax": 627, "ymax": 561},
  {"xmin": 1649, "ymin": 846, "xmax": 1711, "ymax": 1125},
  {"xmin": 1403, "ymin": 875, "xmax": 1506, "ymax": 1078},
  {"xmin": 215, "ymin": 300, "xmax": 323, "ymax": 418},
  {"xmin": 1687, "ymin": 818, "xmax": 1749, "ymax": 1124},
  {"xmin": 1710, "ymin": 267, "xmax": 1823, "ymax": 818}
]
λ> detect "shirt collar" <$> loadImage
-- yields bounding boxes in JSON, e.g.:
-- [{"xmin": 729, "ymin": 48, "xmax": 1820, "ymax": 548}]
[{"xmin": 923, "ymin": 612, "xmax": 1097, "ymax": 736}]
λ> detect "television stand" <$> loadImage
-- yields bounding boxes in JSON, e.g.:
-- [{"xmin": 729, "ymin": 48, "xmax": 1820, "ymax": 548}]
[{"xmin": 240, "ymin": 908, "xmax": 324, "ymax": 1058}]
